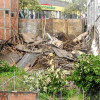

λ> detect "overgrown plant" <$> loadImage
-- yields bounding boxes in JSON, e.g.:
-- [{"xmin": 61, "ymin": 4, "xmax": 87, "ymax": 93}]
[
  {"xmin": 24, "ymin": 66, "xmax": 68, "ymax": 97},
  {"xmin": 0, "ymin": 61, "xmax": 26, "ymax": 76},
  {"xmin": 68, "ymin": 54, "xmax": 100, "ymax": 99}
]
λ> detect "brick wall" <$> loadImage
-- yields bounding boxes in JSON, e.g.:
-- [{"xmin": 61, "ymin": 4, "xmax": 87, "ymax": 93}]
[
  {"xmin": 0, "ymin": 0, "xmax": 18, "ymax": 41},
  {"xmin": 0, "ymin": 91, "xmax": 37, "ymax": 100}
]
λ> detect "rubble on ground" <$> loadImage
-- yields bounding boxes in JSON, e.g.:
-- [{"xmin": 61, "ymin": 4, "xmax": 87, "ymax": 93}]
[{"xmin": 0, "ymin": 32, "xmax": 91, "ymax": 72}]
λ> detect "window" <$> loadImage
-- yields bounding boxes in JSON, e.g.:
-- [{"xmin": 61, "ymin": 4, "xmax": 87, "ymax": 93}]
[
  {"xmin": 11, "ymin": 13, "xmax": 14, "ymax": 17},
  {"xmin": 5, "ymin": 10, "xmax": 9, "ymax": 14}
]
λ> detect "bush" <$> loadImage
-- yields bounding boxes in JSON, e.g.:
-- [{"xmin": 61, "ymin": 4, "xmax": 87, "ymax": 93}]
[
  {"xmin": 69, "ymin": 54, "xmax": 100, "ymax": 98},
  {"xmin": 24, "ymin": 66, "xmax": 68, "ymax": 97},
  {"xmin": 0, "ymin": 60, "xmax": 26, "ymax": 76}
]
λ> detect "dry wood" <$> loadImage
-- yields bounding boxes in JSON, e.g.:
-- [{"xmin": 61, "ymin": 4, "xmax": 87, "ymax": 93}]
[{"xmin": 73, "ymin": 32, "xmax": 88, "ymax": 43}]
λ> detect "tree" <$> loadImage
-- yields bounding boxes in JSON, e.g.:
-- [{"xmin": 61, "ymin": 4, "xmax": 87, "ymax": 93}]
[
  {"xmin": 64, "ymin": 0, "xmax": 87, "ymax": 18},
  {"xmin": 19, "ymin": 0, "xmax": 42, "ymax": 18}
]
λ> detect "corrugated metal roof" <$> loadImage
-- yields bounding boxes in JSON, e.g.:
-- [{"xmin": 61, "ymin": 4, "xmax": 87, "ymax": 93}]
[{"xmin": 38, "ymin": 0, "xmax": 67, "ymax": 7}]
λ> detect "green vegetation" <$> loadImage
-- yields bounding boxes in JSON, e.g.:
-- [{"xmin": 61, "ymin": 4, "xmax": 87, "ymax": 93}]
[
  {"xmin": 0, "ymin": 53, "xmax": 100, "ymax": 100},
  {"xmin": 19, "ymin": 0, "xmax": 42, "ymax": 17},
  {"xmin": 0, "ymin": 61, "xmax": 27, "ymax": 91},
  {"xmin": 19, "ymin": 0, "xmax": 41, "ymax": 11},
  {"xmin": 68, "ymin": 54, "xmax": 100, "ymax": 99},
  {"xmin": 24, "ymin": 66, "xmax": 68, "ymax": 97},
  {"xmin": 39, "ymin": 89, "xmax": 83, "ymax": 100},
  {"xmin": 64, "ymin": 0, "xmax": 87, "ymax": 18}
]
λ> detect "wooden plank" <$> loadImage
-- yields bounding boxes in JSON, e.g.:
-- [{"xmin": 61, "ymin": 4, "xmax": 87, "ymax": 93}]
[
  {"xmin": 73, "ymin": 32, "xmax": 88, "ymax": 43},
  {"xmin": 17, "ymin": 53, "xmax": 38, "ymax": 69}
]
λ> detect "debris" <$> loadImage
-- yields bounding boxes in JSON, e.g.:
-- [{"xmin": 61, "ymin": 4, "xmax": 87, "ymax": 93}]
[
  {"xmin": 17, "ymin": 53, "xmax": 38, "ymax": 69},
  {"xmin": 31, "ymin": 49, "xmax": 42, "ymax": 54},
  {"xmin": 20, "ymin": 33, "xmax": 37, "ymax": 43},
  {"xmin": 73, "ymin": 32, "xmax": 88, "ymax": 43},
  {"xmin": 72, "ymin": 50, "xmax": 84, "ymax": 57},
  {"xmin": 0, "ymin": 31, "xmax": 89, "ymax": 74},
  {"xmin": 53, "ymin": 47, "xmax": 74, "ymax": 60},
  {"xmin": 16, "ymin": 44, "xmax": 30, "ymax": 52},
  {"xmin": 49, "ymin": 37, "xmax": 63, "ymax": 48},
  {"xmin": 47, "ymin": 33, "xmax": 63, "ymax": 48}
]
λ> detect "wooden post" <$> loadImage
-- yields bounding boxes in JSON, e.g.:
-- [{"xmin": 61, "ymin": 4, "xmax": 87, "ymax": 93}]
[{"xmin": 42, "ymin": 17, "xmax": 44, "ymax": 38}]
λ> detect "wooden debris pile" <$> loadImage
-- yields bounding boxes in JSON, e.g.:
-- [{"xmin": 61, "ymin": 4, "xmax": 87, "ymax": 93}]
[{"xmin": 0, "ymin": 32, "xmax": 90, "ymax": 72}]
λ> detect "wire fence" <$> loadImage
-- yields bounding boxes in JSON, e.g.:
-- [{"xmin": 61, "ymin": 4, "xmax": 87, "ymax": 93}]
[{"xmin": 0, "ymin": 72, "xmax": 100, "ymax": 100}]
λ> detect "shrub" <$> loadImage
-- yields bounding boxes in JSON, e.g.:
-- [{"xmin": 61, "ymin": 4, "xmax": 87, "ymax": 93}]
[
  {"xmin": 0, "ymin": 60, "xmax": 26, "ymax": 76},
  {"xmin": 69, "ymin": 54, "xmax": 100, "ymax": 98},
  {"xmin": 24, "ymin": 66, "xmax": 68, "ymax": 97}
]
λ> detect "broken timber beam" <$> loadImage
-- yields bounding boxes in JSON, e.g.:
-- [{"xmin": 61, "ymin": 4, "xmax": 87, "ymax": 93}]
[
  {"xmin": 73, "ymin": 32, "xmax": 88, "ymax": 43},
  {"xmin": 17, "ymin": 53, "xmax": 38, "ymax": 69}
]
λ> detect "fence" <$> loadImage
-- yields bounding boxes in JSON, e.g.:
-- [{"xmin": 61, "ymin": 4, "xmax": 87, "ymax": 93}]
[{"xmin": 0, "ymin": 71, "xmax": 99, "ymax": 100}]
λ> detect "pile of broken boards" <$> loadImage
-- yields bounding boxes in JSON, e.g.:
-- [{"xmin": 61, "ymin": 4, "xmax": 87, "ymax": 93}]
[
  {"xmin": 15, "ymin": 32, "xmax": 89, "ymax": 73},
  {"xmin": 0, "ymin": 32, "xmax": 89, "ymax": 74}
]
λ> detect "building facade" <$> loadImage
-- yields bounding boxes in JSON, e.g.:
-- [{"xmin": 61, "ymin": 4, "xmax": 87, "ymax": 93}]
[
  {"xmin": 19, "ymin": 0, "xmax": 67, "ymax": 19},
  {"xmin": 35, "ymin": 0, "xmax": 67, "ymax": 19},
  {"xmin": 87, "ymin": 0, "xmax": 100, "ymax": 50},
  {"xmin": 20, "ymin": 0, "xmax": 66, "ymax": 19},
  {"xmin": 0, "ymin": 0, "xmax": 18, "ymax": 41},
  {"xmin": 87, "ymin": 0, "xmax": 100, "ymax": 28}
]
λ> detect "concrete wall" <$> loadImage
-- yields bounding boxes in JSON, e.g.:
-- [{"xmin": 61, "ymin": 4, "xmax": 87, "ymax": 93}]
[
  {"xmin": 19, "ymin": 19, "xmax": 41, "ymax": 35},
  {"xmin": 19, "ymin": 19, "xmax": 84, "ymax": 40},
  {"xmin": 53, "ymin": 19, "xmax": 67, "ymax": 34},
  {"xmin": 67, "ymin": 19, "xmax": 84, "ymax": 39}
]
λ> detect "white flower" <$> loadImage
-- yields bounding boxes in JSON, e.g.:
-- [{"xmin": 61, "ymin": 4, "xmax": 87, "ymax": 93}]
[
  {"xmin": 56, "ymin": 68, "xmax": 60, "ymax": 72},
  {"xmin": 47, "ymin": 77, "xmax": 51, "ymax": 82},
  {"xmin": 48, "ymin": 65, "xmax": 54, "ymax": 72},
  {"xmin": 43, "ymin": 87, "xmax": 47, "ymax": 92},
  {"xmin": 24, "ymin": 75, "xmax": 28, "ymax": 79},
  {"xmin": 56, "ymin": 74, "xmax": 59, "ymax": 78},
  {"xmin": 63, "ymin": 70, "xmax": 67, "ymax": 74},
  {"xmin": 29, "ymin": 76, "xmax": 34, "ymax": 80}
]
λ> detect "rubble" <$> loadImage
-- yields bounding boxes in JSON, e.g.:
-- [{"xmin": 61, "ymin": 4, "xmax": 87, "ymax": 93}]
[
  {"xmin": 53, "ymin": 47, "xmax": 74, "ymax": 60},
  {"xmin": 0, "ymin": 31, "xmax": 91, "ymax": 91},
  {"xmin": 72, "ymin": 50, "xmax": 85, "ymax": 57},
  {"xmin": 73, "ymin": 32, "xmax": 88, "ymax": 43},
  {"xmin": 20, "ymin": 33, "xmax": 37, "ymax": 43},
  {"xmin": 17, "ymin": 53, "xmax": 38, "ymax": 70},
  {"xmin": 0, "ymin": 32, "xmax": 90, "ymax": 73}
]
